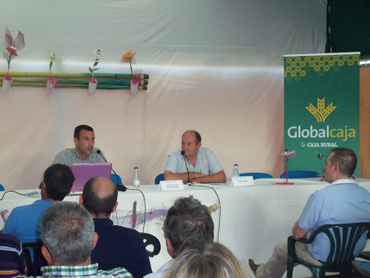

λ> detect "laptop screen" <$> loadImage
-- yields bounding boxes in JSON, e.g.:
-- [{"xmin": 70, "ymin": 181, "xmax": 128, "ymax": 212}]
[{"xmin": 71, "ymin": 163, "xmax": 112, "ymax": 193}]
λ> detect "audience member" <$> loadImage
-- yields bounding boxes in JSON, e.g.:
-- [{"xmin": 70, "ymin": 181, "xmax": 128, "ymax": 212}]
[
  {"xmin": 249, "ymin": 148, "xmax": 370, "ymax": 278},
  {"xmin": 0, "ymin": 233, "xmax": 26, "ymax": 278},
  {"xmin": 2, "ymin": 164, "xmax": 74, "ymax": 243},
  {"xmin": 164, "ymin": 130, "xmax": 226, "ymax": 183},
  {"xmin": 165, "ymin": 242, "xmax": 249, "ymax": 278},
  {"xmin": 53, "ymin": 124, "xmax": 107, "ymax": 166},
  {"xmin": 17, "ymin": 201, "xmax": 132, "ymax": 278},
  {"xmin": 145, "ymin": 197, "xmax": 214, "ymax": 278},
  {"xmin": 80, "ymin": 177, "xmax": 152, "ymax": 278}
]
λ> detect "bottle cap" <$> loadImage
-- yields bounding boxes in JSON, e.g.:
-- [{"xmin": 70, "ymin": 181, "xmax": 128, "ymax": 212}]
[
  {"xmin": 234, "ymin": 164, "xmax": 238, "ymax": 166},
  {"xmin": 134, "ymin": 166, "xmax": 138, "ymax": 169}
]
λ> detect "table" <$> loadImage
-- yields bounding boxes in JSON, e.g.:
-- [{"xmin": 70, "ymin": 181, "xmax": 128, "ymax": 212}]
[{"xmin": 1, "ymin": 178, "xmax": 370, "ymax": 277}]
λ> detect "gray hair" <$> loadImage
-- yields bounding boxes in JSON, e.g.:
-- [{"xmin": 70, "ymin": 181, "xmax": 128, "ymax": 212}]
[
  {"xmin": 166, "ymin": 242, "xmax": 249, "ymax": 278},
  {"xmin": 164, "ymin": 197, "xmax": 214, "ymax": 256},
  {"xmin": 41, "ymin": 202, "xmax": 94, "ymax": 265}
]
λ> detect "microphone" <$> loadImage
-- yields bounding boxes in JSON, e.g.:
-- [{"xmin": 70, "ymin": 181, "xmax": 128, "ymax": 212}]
[
  {"xmin": 97, "ymin": 150, "xmax": 127, "ymax": 192},
  {"xmin": 181, "ymin": 151, "xmax": 191, "ymax": 184}
]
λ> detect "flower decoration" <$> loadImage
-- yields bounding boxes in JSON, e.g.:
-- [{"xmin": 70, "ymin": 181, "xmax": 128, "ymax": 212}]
[
  {"xmin": 2, "ymin": 27, "xmax": 25, "ymax": 75},
  {"xmin": 89, "ymin": 49, "xmax": 102, "ymax": 80},
  {"xmin": 47, "ymin": 50, "xmax": 57, "ymax": 76},
  {"xmin": 122, "ymin": 50, "xmax": 137, "ymax": 77}
]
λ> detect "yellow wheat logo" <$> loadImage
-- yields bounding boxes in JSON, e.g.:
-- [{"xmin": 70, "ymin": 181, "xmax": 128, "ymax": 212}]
[{"xmin": 306, "ymin": 98, "xmax": 336, "ymax": 122}]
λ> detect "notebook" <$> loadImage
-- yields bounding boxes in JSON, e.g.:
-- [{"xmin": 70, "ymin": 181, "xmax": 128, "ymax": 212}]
[{"xmin": 70, "ymin": 163, "xmax": 112, "ymax": 193}]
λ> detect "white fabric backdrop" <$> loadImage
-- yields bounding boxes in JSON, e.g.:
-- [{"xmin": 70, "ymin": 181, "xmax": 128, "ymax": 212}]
[{"xmin": 0, "ymin": 0, "xmax": 327, "ymax": 189}]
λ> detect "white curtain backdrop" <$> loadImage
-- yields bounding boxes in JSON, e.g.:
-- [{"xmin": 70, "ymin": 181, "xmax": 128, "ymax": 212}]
[{"xmin": 0, "ymin": 0, "xmax": 327, "ymax": 189}]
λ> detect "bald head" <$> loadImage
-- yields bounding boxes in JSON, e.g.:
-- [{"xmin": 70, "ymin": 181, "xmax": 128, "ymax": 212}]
[{"xmin": 81, "ymin": 177, "xmax": 118, "ymax": 218}]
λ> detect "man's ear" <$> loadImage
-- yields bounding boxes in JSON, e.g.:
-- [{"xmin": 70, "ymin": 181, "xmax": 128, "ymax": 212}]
[
  {"xmin": 166, "ymin": 238, "xmax": 176, "ymax": 258},
  {"xmin": 92, "ymin": 232, "xmax": 99, "ymax": 250},
  {"xmin": 112, "ymin": 202, "xmax": 118, "ymax": 213},
  {"xmin": 73, "ymin": 137, "xmax": 79, "ymax": 146},
  {"xmin": 41, "ymin": 245, "xmax": 53, "ymax": 265}
]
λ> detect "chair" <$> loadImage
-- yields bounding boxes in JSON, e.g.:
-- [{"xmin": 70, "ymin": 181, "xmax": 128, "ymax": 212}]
[
  {"xmin": 0, "ymin": 184, "xmax": 4, "ymax": 191},
  {"xmin": 141, "ymin": 232, "xmax": 161, "ymax": 257},
  {"xmin": 111, "ymin": 173, "xmax": 123, "ymax": 185},
  {"xmin": 155, "ymin": 173, "xmax": 164, "ymax": 184},
  {"xmin": 21, "ymin": 241, "xmax": 43, "ymax": 274},
  {"xmin": 287, "ymin": 222, "xmax": 370, "ymax": 278},
  {"xmin": 280, "ymin": 170, "xmax": 320, "ymax": 179},
  {"xmin": 353, "ymin": 260, "xmax": 370, "ymax": 277},
  {"xmin": 240, "ymin": 172, "xmax": 273, "ymax": 179}
]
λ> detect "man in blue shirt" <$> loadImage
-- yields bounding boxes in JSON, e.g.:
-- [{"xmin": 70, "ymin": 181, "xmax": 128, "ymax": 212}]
[
  {"xmin": 164, "ymin": 130, "xmax": 226, "ymax": 183},
  {"xmin": 249, "ymin": 148, "xmax": 370, "ymax": 278},
  {"xmin": 2, "ymin": 164, "xmax": 75, "ymax": 243},
  {"xmin": 80, "ymin": 177, "xmax": 151, "ymax": 278}
]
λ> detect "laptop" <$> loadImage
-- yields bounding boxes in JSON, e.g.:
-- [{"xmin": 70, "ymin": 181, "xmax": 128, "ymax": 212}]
[{"xmin": 70, "ymin": 163, "xmax": 112, "ymax": 193}]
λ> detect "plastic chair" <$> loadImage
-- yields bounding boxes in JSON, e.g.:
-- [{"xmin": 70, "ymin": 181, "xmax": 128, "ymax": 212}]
[
  {"xmin": 287, "ymin": 222, "xmax": 370, "ymax": 278},
  {"xmin": 141, "ymin": 232, "xmax": 161, "ymax": 257},
  {"xmin": 280, "ymin": 170, "xmax": 319, "ymax": 179},
  {"xmin": 0, "ymin": 184, "xmax": 4, "ymax": 191},
  {"xmin": 22, "ymin": 241, "xmax": 44, "ymax": 274},
  {"xmin": 240, "ymin": 172, "xmax": 273, "ymax": 179},
  {"xmin": 155, "ymin": 173, "xmax": 164, "ymax": 184},
  {"xmin": 111, "ymin": 173, "xmax": 123, "ymax": 185},
  {"xmin": 353, "ymin": 260, "xmax": 370, "ymax": 277}
]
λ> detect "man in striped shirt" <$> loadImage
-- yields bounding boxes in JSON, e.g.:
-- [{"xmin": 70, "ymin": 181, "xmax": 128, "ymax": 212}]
[{"xmin": 164, "ymin": 130, "xmax": 226, "ymax": 183}]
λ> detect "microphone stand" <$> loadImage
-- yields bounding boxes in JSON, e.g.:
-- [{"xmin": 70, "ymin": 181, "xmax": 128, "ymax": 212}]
[
  {"xmin": 181, "ymin": 151, "xmax": 191, "ymax": 185},
  {"xmin": 97, "ymin": 150, "xmax": 127, "ymax": 192}
]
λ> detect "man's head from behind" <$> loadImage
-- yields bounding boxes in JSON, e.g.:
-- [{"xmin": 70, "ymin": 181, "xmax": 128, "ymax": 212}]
[
  {"xmin": 323, "ymin": 148, "xmax": 357, "ymax": 182},
  {"xmin": 41, "ymin": 202, "xmax": 97, "ymax": 266},
  {"xmin": 43, "ymin": 164, "xmax": 75, "ymax": 201},
  {"xmin": 163, "ymin": 197, "xmax": 214, "ymax": 258},
  {"xmin": 73, "ymin": 125, "xmax": 95, "ymax": 159},
  {"xmin": 81, "ymin": 177, "xmax": 118, "ymax": 218}
]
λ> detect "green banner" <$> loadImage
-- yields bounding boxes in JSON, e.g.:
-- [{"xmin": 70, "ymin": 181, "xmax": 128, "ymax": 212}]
[{"xmin": 284, "ymin": 53, "xmax": 360, "ymax": 177}]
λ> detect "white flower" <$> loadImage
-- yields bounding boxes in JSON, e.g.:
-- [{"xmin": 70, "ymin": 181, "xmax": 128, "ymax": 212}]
[
  {"xmin": 92, "ymin": 49, "xmax": 103, "ymax": 58},
  {"xmin": 10, "ymin": 45, "xmax": 16, "ymax": 51},
  {"xmin": 50, "ymin": 52, "xmax": 56, "ymax": 59}
]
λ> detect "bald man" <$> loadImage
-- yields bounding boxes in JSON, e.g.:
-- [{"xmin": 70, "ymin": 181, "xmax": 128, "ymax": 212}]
[
  {"xmin": 80, "ymin": 177, "xmax": 152, "ymax": 278},
  {"xmin": 164, "ymin": 130, "xmax": 226, "ymax": 183}
]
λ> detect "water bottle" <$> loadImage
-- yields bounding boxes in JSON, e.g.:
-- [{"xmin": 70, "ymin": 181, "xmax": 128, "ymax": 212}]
[
  {"xmin": 133, "ymin": 167, "xmax": 140, "ymax": 187},
  {"xmin": 232, "ymin": 164, "xmax": 240, "ymax": 177}
]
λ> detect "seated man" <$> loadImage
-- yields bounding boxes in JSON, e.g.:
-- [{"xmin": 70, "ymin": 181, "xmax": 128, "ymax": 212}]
[
  {"xmin": 2, "ymin": 164, "xmax": 74, "ymax": 243},
  {"xmin": 145, "ymin": 197, "xmax": 214, "ymax": 278},
  {"xmin": 0, "ymin": 233, "xmax": 26, "ymax": 278},
  {"xmin": 249, "ymin": 148, "xmax": 370, "ymax": 278},
  {"xmin": 80, "ymin": 177, "xmax": 152, "ymax": 278},
  {"xmin": 164, "ymin": 130, "xmax": 226, "ymax": 183},
  {"xmin": 53, "ymin": 124, "xmax": 107, "ymax": 167},
  {"xmin": 21, "ymin": 201, "xmax": 132, "ymax": 278}
]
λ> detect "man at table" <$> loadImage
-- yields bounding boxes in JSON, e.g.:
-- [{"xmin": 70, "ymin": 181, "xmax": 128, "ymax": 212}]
[
  {"xmin": 52, "ymin": 124, "xmax": 107, "ymax": 167},
  {"xmin": 164, "ymin": 130, "xmax": 226, "ymax": 183},
  {"xmin": 2, "ymin": 164, "xmax": 75, "ymax": 243},
  {"xmin": 80, "ymin": 177, "xmax": 152, "ymax": 278},
  {"xmin": 32, "ymin": 202, "xmax": 132, "ymax": 278},
  {"xmin": 144, "ymin": 197, "xmax": 214, "ymax": 278},
  {"xmin": 248, "ymin": 148, "xmax": 370, "ymax": 278}
]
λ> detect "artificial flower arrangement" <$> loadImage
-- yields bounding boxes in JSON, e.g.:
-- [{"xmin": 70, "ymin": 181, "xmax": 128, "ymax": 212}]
[
  {"xmin": 123, "ymin": 50, "xmax": 141, "ymax": 94},
  {"xmin": 1, "ymin": 27, "xmax": 25, "ymax": 92},
  {"xmin": 88, "ymin": 49, "xmax": 102, "ymax": 93},
  {"xmin": 46, "ymin": 50, "xmax": 57, "ymax": 92}
]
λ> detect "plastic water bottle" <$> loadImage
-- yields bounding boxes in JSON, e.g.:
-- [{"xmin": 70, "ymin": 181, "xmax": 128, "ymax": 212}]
[
  {"xmin": 133, "ymin": 167, "xmax": 140, "ymax": 187},
  {"xmin": 232, "ymin": 164, "xmax": 240, "ymax": 177}
]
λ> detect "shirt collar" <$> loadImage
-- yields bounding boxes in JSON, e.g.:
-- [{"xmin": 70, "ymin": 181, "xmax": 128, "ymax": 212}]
[
  {"xmin": 41, "ymin": 263, "xmax": 99, "ymax": 277},
  {"xmin": 73, "ymin": 147, "xmax": 89, "ymax": 160},
  {"xmin": 331, "ymin": 178, "xmax": 357, "ymax": 185}
]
